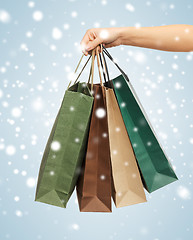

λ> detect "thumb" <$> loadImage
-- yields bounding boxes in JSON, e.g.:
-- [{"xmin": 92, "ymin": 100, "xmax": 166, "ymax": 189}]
[{"xmin": 86, "ymin": 38, "xmax": 102, "ymax": 52}]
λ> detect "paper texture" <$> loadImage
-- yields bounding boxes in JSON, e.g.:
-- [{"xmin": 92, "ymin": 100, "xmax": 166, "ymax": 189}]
[
  {"xmin": 76, "ymin": 84, "xmax": 112, "ymax": 212},
  {"xmin": 112, "ymin": 75, "xmax": 178, "ymax": 193},
  {"xmin": 35, "ymin": 82, "xmax": 94, "ymax": 208},
  {"xmin": 106, "ymin": 87, "xmax": 147, "ymax": 207}
]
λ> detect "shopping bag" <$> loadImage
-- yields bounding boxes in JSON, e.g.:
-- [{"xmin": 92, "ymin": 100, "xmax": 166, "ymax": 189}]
[
  {"xmin": 76, "ymin": 50, "xmax": 112, "ymax": 212},
  {"xmin": 103, "ymin": 47, "xmax": 178, "ymax": 193},
  {"xmin": 35, "ymin": 55, "xmax": 94, "ymax": 208},
  {"xmin": 105, "ymin": 87, "xmax": 147, "ymax": 207}
]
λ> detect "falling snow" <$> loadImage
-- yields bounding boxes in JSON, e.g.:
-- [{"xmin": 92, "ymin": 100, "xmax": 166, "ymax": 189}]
[
  {"xmin": 1, "ymin": 1, "xmax": 193, "ymax": 240},
  {"xmin": 32, "ymin": 10, "xmax": 43, "ymax": 21},
  {"xmin": 95, "ymin": 107, "xmax": 106, "ymax": 118},
  {"xmin": 0, "ymin": 9, "xmax": 11, "ymax": 23}
]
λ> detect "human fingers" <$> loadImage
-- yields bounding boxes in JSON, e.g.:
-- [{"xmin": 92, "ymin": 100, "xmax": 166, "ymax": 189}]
[{"xmin": 80, "ymin": 29, "xmax": 96, "ymax": 55}]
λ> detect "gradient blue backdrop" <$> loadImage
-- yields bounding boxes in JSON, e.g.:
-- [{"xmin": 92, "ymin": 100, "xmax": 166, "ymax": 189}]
[{"xmin": 0, "ymin": 0, "xmax": 193, "ymax": 239}]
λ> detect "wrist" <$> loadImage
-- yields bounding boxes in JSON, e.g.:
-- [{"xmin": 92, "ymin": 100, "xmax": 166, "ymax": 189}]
[{"xmin": 118, "ymin": 27, "xmax": 135, "ymax": 45}]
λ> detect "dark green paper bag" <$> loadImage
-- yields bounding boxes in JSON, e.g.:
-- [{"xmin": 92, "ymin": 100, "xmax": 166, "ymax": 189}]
[
  {"xmin": 103, "ymin": 47, "xmax": 178, "ymax": 193},
  {"xmin": 35, "ymin": 81, "xmax": 94, "ymax": 207}
]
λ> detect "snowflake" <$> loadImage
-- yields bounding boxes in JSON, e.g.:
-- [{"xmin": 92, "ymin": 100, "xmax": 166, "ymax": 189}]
[{"xmin": 95, "ymin": 108, "xmax": 106, "ymax": 118}]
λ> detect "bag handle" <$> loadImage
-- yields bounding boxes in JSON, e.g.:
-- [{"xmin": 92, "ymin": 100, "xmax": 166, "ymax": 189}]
[
  {"xmin": 87, "ymin": 48, "xmax": 104, "ymax": 91},
  {"xmin": 87, "ymin": 49, "xmax": 96, "ymax": 92},
  {"xmin": 102, "ymin": 45, "xmax": 130, "ymax": 83},
  {"xmin": 67, "ymin": 53, "xmax": 92, "ymax": 89},
  {"xmin": 99, "ymin": 52, "xmax": 107, "ymax": 84},
  {"xmin": 98, "ymin": 44, "xmax": 113, "ymax": 88},
  {"xmin": 96, "ymin": 47, "xmax": 103, "ymax": 86}
]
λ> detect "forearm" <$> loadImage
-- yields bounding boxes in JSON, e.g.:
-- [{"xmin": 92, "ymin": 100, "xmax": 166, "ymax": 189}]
[{"xmin": 119, "ymin": 24, "xmax": 193, "ymax": 52}]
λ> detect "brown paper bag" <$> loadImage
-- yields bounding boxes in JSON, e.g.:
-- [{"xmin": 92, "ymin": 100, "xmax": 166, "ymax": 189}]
[
  {"xmin": 105, "ymin": 87, "xmax": 147, "ymax": 208},
  {"xmin": 76, "ymin": 84, "xmax": 112, "ymax": 212}
]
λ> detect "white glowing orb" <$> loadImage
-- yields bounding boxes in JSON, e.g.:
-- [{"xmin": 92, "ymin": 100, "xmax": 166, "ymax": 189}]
[
  {"xmin": 157, "ymin": 109, "xmax": 163, "ymax": 114},
  {"xmin": 52, "ymin": 27, "xmax": 63, "ymax": 40},
  {"xmin": 173, "ymin": 128, "xmax": 178, "ymax": 133},
  {"xmin": 13, "ymin": 169, "xmax": 19, "ymax": 174},
  {"xmin": 147, "ymin": 141, "xmax": 152, "ymax": 146},
  {"xmin": 125, "ymin": 3, "xmax": 135, "ymax": 12},
  {"xmin": 170, "ymin": 4, "xmax": 175, "ymax": 9},
  {"xmin": 177, "ymin": 186, "xmax": 191, "ymax": 200},
  {"xmin": 28, "ymin": 1, "xmax": 35, "ymax": 8},
  {"xmin": 99, "ymin": 29, "xmax": 109, "ymax": 39},
  {"xmin": 100, "ymin": 175, "xmax": 106, "ymax": 180},
  {"xmin": 132, "ymin": 173, "xmax": 137, "ymax": 178},
  {"xmin": 0, "ymin": 67, "xmax": 7, "ymax": 73},
  {"xmin": 170, "ymin": 104, "xmax": 176, "ymax": 110},
  {"xmin": 117, "ymin": 192, "xmax": 122, "ymax": 197},
  {"xmin": 134, "ymin": 51, "xmax": 147, "ymax": 64},
  {"xmin": 0, "ymin": 10, "xmax": 11, "ymax": 23},
  {"xmin": 95, "ymin": 108, "xmax": 106, "ymax": 118},
  {"xmin": 121, "ymin": 102, "xmax": 126, "ymax": 107},
  {"xmin": 186, "ymin": 54, "xmax": 192, "ymax": 61},
  {"xmin": 71, "ymin": 224, "xmax": 80, "ymax": 230},
  {"xmin": 23, "ymin": 154, "xmax": 28, "ymax": 160},
  {"xmin": 146, "ymin": 90, "xmax": 151, "ymax": 96},
  {"xmin": 94, "ymin": 22, "xmax": 100, "ymax": 28},
  {"xmin": 33, "ymin": 11, "xmax": 43, "ymax": 21},
  {"xmin": 15, "ymin": 210, "xmax": 23, "ymax": 217},
  {"xmin": 101, "ymin": 0, "xmax": 107, "ymax": 5},
  {"xmin": 21, "ymin": 170, "xmax": 27, "ymax": 176},
  {"xmin": 26, "ymin": 177, "xmax": 36, "ymax": 188},
  {"xmin": 51, "ymin": 141, "xmax": 61, "ymax": 151},
  {"xmin": 113, "ymin": 150, "xmax": 117, "ymax": 155},
  {"xmin": 16, "ymin": 127, "xmax": 20, "ymax": 132},
  {"xmin": 189, "ymin": 138, "xmax": 193, "ymax": 144},
  {"xmin": 133, "ymin": 127, "xmax": 138, "ymax": 132},
  {"xmin": 115, "ymin": 127, "xmax": 120, "ymax": 132},
  {"xmin": 31, "ymin": 97, "xmax": 44, "ymax": 111},
  {"xmin": 6, "ymin": 145, "xmax": 16, "ymax": 155},
  {"xmin": 64, "ymin": 23, "xmax": 70, "ymax": 30},
  {"xmin": 14, "ymin": 196, "xmax": 20, "ymax": 202},
  {"xmin": 71, "ymin": 11, "xmax": 77, "ymax": 18},
  {"xmin": 158, "ymin": 131, "xmax": 168, "ymax": 140},
  {"xmin": 50, "ymin": 44, "xmax": 57, "ymax": 51},
  {"xmin": 26, "ymin": 31, "xmax": 33, "ymax": 38},
  {"xmin": 102, "ymin": 133, "xmax": 107, "ymax": 137},
  {"xmin": 20, "ymin": 144, "xmax": 25, "ymax": 150},
  {"xmin": 110, "ymin": 20, "xmax": 116, "ymax": 26},
  {"xmin": 172, "ymin": 63, "xmax": 178, "ymax": 70},
  {"xmin": 115, "ymin": 82, "xmax": 121, "ymax": 88},
  {"xmin": 11, "ymin": 107, "xmax": 22, "ymax": 118},
  {"xmin": 70, "ymin": 106, "xmax": 75, "ymax": 111}
]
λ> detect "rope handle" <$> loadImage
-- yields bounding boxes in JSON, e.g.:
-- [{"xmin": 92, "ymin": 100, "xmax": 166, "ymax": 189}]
[
  {"xmin": 102, "ymin": 45, "xmax": 130, "ymax": 83},
  {"xmin": 67, "ymin": 53, "xmax": 91, "ymax": 89}
]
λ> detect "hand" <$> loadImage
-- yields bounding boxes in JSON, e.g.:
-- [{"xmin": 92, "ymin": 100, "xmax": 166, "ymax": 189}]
[{"xmin": 80, "ymin": 27, "xmax": 122, "ymax": 56}]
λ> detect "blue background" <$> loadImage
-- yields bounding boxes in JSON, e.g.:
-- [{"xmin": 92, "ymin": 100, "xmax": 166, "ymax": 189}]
[{"xmin": 0, "ymin": 0, "xmax": 193, "ymax": 239}]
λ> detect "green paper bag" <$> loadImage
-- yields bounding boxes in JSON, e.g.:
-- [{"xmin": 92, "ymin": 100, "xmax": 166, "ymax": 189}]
[
  {"xmin": 112, "ymin": 75, "xmax": 178, "ymax": 193},
  {"xmin": 102, "ymin": 46, "xmax": 178, "ymax": 193},
  {"xmin": 35, "ymin": 81, "xmax": 94, "ymax": 208}
]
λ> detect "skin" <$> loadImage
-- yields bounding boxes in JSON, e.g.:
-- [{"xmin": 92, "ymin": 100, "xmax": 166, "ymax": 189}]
[{"xmin": 80, "ymin": 24, "xmax": 193, "ymax": 55}]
